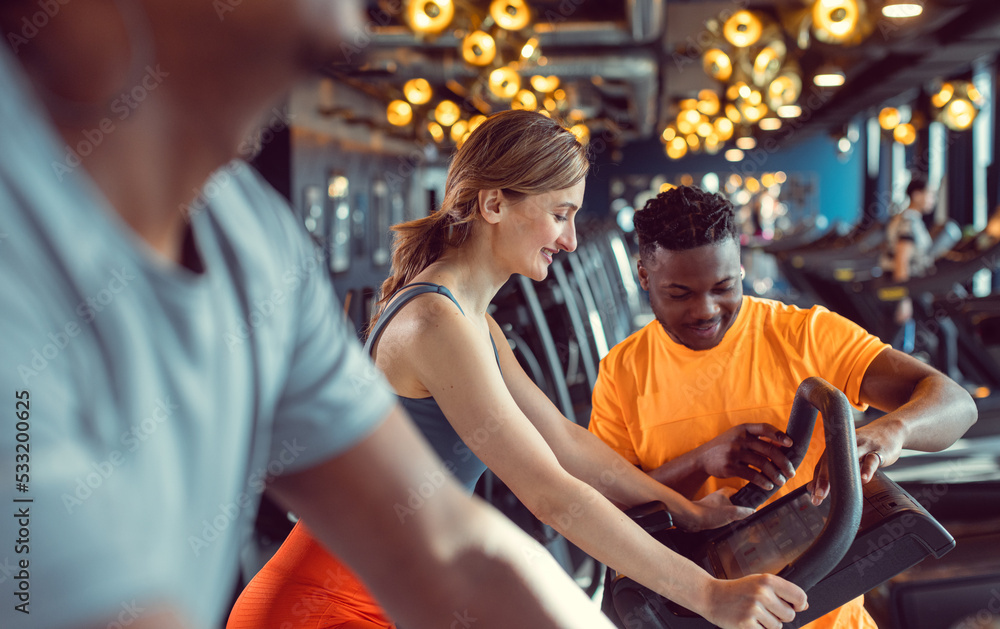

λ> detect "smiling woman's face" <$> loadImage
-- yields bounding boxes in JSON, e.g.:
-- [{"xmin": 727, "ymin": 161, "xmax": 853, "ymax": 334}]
[
  {"xmin": 638, "ymin": 238, "xmax": 743, "ymax": 351},
  {"xmin": 495, "ymin": 180, "xmax": 584, "ymax": 281}
]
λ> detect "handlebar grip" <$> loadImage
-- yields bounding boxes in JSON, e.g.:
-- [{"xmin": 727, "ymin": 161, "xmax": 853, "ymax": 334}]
[
  {"xmin": 777, "ymin": 379, "xmax": 862, "ymax": 590},
  {"xmin": 729, "ymin": 379, "xmax": 821, "ymax": 509}
]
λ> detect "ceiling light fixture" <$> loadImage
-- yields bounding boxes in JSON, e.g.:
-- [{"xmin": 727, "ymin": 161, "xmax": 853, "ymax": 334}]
[
  {"xmin": 933, "ymin": 80, "xmax": 984, "ymax": 131},
  {"xmin": 404, "ymin": 0, "xmax": 455, "ymax": 35},
  {"xmin": 703, "ymin": 48, "xmax": 733, "ymax": 82},
  {"xmin": 386, "ymin": 100, "xmax": 413, "ymax": 126},
  {"xmin": 723, "ymin": 10, "xmax": 764, "ymax": 48},
  {"xmin": 814, "ymin": 66, "xmax": 846, "ymax": 87},
  {"xmin": 434, "ymin": 100, "xmax": 460, "ymax": 126},
  {"xmin": 759, "ymin": 117, "xmax": 782, "ymax": 131},
  {"xmin": 490, "ymin": 0, "xmax": 531, "ymax": 31},
  {"xmin": 403, "ymin": 78, "xmax": 433, "ymax": 105},
  {"xmin": 666, "ymin": 136, "xmax": 688, "ymax": 159},
  {"xmin": 777, "ymin": 104, "xmax": 802, "ymax": 118},
  {"xmin": 461, "ymin": 30, "xmax": 497, "ymax": 66},
  {"xmin": 878, "ymin": 107, "xmax": 901, "ymax": 130},
  {"xmin": 812, "ymin": 0, "xmax": 863, "ymax": 45},
  {"xmin": 882, "ymin": 1, "xmax": 923, "ymax": 18},
  {"xmin": 725, "ymin": 148, "xmax": 745, "ymax": 162},
  {"xmin": 488, "ymin": 66, "xmax": 521, "ymax": 100},
  {"xmin": 893, "ymin": 122, "xmax": 917, "ymax": 145}
]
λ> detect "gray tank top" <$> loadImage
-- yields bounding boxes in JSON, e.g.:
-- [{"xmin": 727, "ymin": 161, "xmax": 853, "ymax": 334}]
[{"xmin": 363, "ymin": 282, "xmax": 495, "ymax": 491}]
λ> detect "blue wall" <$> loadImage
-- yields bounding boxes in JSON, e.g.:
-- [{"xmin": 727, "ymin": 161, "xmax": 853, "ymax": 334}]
[{"xmin": 585, "ymin": 129, "xmax": 864, "ymax": 229}]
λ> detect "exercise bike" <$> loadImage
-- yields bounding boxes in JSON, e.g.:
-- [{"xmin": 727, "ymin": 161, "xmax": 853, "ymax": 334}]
[{"xmin": 607, "ymin": 377, "xmax": 956, "ymax": 628}]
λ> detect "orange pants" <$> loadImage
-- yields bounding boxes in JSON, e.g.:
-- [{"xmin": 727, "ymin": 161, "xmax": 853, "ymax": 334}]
[{"xmin": 227, "ymin": 521, "xmax": 393, "ymax": 629}]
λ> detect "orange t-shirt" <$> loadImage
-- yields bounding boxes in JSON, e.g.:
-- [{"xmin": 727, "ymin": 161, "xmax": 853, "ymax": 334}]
[{"xmin": 590, "ymin": 296, "xmax": 888, "ymax": 629}]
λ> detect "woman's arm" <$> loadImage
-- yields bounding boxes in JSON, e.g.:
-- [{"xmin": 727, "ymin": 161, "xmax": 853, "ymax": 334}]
[
  {"xmin": 392, "ymin": 301, "xmax": 805, "ymax": 627},
  {"xmin": 487, "ymin": 316, "xmax": 751, "ymax": 530}
]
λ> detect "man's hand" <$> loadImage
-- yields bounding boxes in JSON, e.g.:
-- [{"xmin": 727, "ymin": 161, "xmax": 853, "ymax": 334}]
[
  {"xmin": 698, "ymin": 423, "xmax": 795, "ymax": 491},
  {"xmin": 807, "ymin": 424, "xmax": 900, "ymax": 505}
]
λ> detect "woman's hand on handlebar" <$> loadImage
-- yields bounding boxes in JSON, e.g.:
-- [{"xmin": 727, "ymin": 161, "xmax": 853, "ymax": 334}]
[
  {"xmin": 700, "ymin": 574, "xmax": 808, "ymax": 629},
  {"xmin": 686, "ymin": 488, "xmax": 753, "ymax": 531},
  {"xmin": 699, "ymin": 423, "xmax": 795, "ymax": 491}
]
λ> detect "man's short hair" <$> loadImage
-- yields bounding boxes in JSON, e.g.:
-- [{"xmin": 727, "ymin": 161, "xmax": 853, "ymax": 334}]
[
  {"xmin": 633, "ymin": 185, "xmax": 739, "ymax": 260},
  {"xmin": 906, "ymin": 175, "xmax": 929, "ymax": 199}
]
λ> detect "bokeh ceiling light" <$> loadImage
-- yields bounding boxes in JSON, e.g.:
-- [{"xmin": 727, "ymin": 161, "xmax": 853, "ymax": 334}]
[
  {"xmin": 931, "ymin": 82, "xmax": 954, "ymax": 108},
  {"xmin": 520, "ymin": 37, "xmax": 539, "ymax": 60},
  {"xmin": 403, "ymin": 78, "xmax": 433, "ymax": 105},
  {"xmin": 767, "ymin": 71, "xmax": 802, "ymax": 110},
  {"xmin": 934, "ymin": 80, "xmax": 984, "ymax": 131},
  {"xmin": 714, "ymin": 117, "xmax": 735, "ymax": 141},
  {"xmin": 724, "ymin": 10, "xmax": 764, "ymax": 48},
  {"xmin": 893, "ymin": 122, "xmax": 917, "ymax": 145},
  {"xmin": 490, "ymin": 0, "xmax": 531, "ymax": 31},
  {"xmin": 530, "ymin": 75, "xmax": 559, "ymax": 93},
  {"xmin": 386, "ymin": 100, "xmax": 413, "ymax": 126},
  {"xmin": 677, "ymin": 109, "xmax": 704, "ymax": 135},
  {"xmin": 570, "ymin": 123, "xmax": 590, "ymax": 145},
  {"xmin": 814, "ymin": 66, "xmax": 846, "ymax": 87},
  {"xmin": 812, "ymin": 0, "xmax": 865, "ymax": 45},
  {"xmin": 462, "ymin": 30, "xmax": 497, "ymax": 66},
  {"xmin": 777, "ymin": 104, "xmax": 803, "ymax": 118},
  {"xmin": 686, "ymin": 134, "xmax": 702, "ymax": 151},
  {"xmin": 434, "ymin": 99, "xmax": 460, "ymax": 126},
  {"xmin": 736, "ymin": 136, "xmax": 757, "ymax": 150},
  {"xmin": 705, "ymin": 134, "xmax": 723, "ymax": 154},
  {"xmin": 511, "ymin": 89, "xmax": 538, "ymax": 110},
  {"xmin": 697, "ymin": 90, "xmax": 721, "ymax": 116},
  {"xmin": 666, "ymin": 136, "xmax": 688, "ymax": 159},
  {"xmin": 450, "ymin": 119, "xmax": 470, "ymax": 142},
  {"xmin": 878, "ymin": 106, "xmax": 901, "ymax": 129},
  {"xmin": 726, "ymin": 103, "xmax": 743, "ymax": 124},
  {"xmin": 752, "ymin": 40, "xmax": 787, "ymax": 86},
  {"xmin": 725, "ymin": 148, "xmax": 745, "ymax": 162},
  {"xmin": 469, "ymin": 114, "xmax": 487, "ymax": 132},
  {"xmin": 488, "ymin": 66, "xmax": 521, "ymax": 100},
  {"xmin": 405, "ymin": 0, "xmax": 455, "ymax": 35},
  {"xmin": 427, "ymin": 121, "xmax": 445, "ymax": 143},
  {"xmin": 703, "ymin": 48, "xmax": 733, "ymax": 82},
  {"xmin": 882, "ymin": 1, "xmax": 923, "ymax": 18},
  {"xmin": 759, "ymin": 117, "xmax": 782, "ymax": 131},
  {"xmin": 662, "ymin": 125, "xmax": 677, "ymax": 142}
]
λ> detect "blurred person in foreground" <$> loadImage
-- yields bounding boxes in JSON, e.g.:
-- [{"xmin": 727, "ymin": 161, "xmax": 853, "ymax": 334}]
[{"xmin": 0, "ymin": 2, "xmax": 621, "ymax": 628}]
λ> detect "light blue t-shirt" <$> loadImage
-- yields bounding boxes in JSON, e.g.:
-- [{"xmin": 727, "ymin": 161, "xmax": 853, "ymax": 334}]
[{"xmin": 0, "ymin": 48, "xmax": 395, "ymax": 628}]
